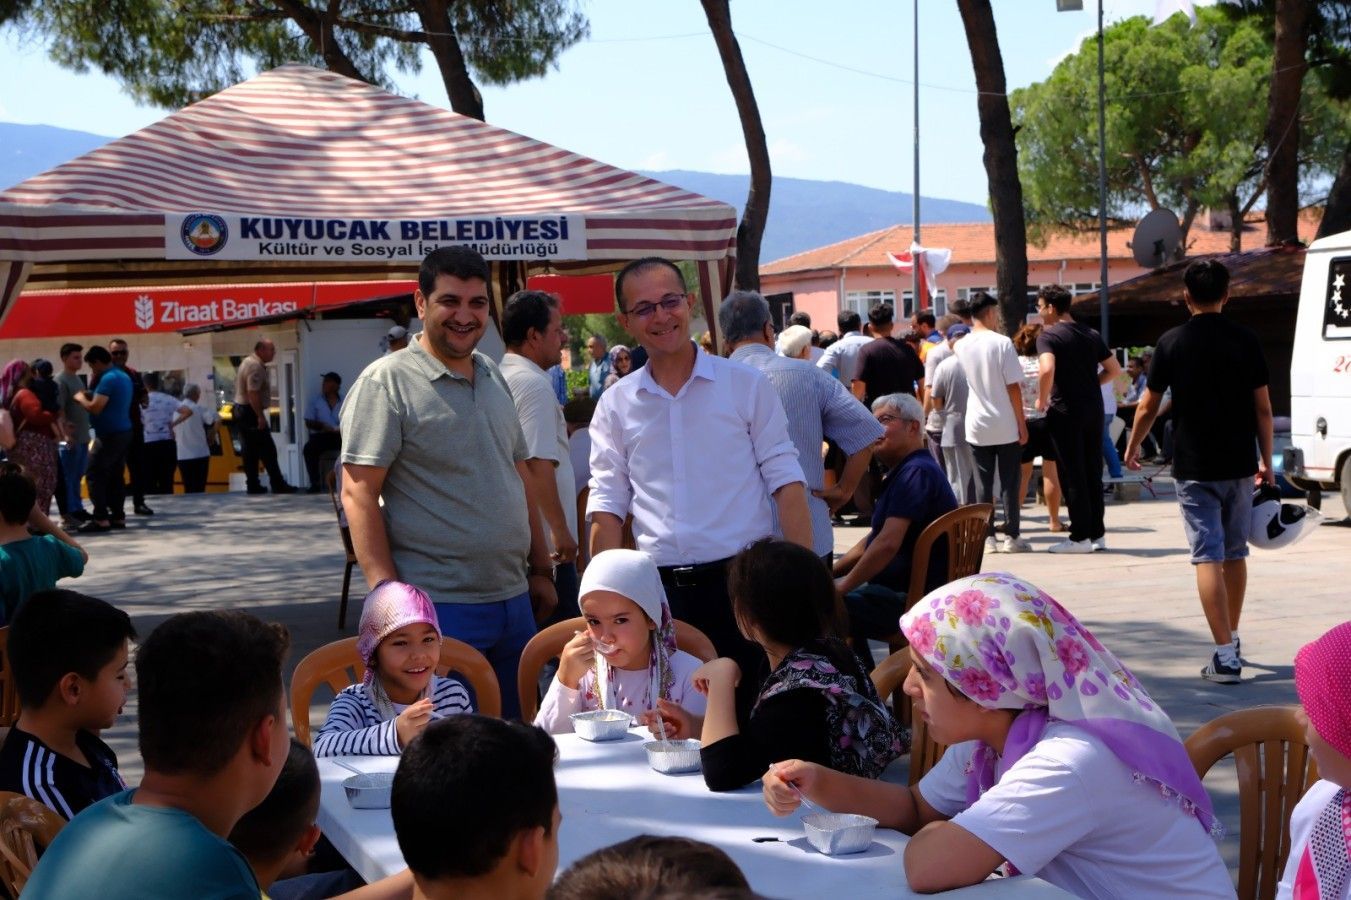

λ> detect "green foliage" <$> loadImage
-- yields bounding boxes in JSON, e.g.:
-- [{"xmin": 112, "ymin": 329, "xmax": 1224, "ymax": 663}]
[
  {"xmin": 564, "ymin": 366, "xmax": 588, "ymax": 394},
  {"xmin": 0, "ymin": 0, "xmax": 588, "ymax": 111},
  {"xmin": 1011, "ymin": 6, "xmax": 1350, "ymax": 246}
]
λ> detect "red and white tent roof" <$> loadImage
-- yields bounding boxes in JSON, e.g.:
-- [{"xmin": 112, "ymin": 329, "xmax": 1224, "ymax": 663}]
[{"xmin": 0, "ymin": 64, "xmax": 737, "ymax": 323}]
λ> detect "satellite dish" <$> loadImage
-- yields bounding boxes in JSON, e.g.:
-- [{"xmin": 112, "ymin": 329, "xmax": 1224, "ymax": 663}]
[{"xmin": 1130, "ymin": 209, "xmax": 1183, "ymax": 269}]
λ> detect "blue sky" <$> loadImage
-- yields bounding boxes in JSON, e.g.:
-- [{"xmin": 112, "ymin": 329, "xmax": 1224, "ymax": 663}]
[{"xmin": 0, "ymin": 1, "xmax": 1213, "ymax": 206}]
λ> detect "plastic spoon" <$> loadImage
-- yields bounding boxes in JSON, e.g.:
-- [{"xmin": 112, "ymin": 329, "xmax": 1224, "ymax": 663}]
[
  {"xmin": 331, "ymin": 758, "xmax": 367, "ymax": 777},
  {"xmin": 772, "ymin": 764, "xmax": 820, "ymax": 813}
]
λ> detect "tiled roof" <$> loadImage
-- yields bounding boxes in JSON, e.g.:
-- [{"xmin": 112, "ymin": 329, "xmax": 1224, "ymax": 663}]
[
  {"xmin": 760, "ymin": 212, "xmax": 1322, "ymax": 276},
  {"xmin": 1069, "ymin": 244, "xmax": 1306, "ymax": 312}
]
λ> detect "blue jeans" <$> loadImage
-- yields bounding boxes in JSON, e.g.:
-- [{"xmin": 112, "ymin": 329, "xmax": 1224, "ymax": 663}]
[
  {"xmin": 1102, "ymin": 414, "xmax": 1123, "ymax": 478},
  {"xmin": 434, "ymin": 592, "xmax": 536, "ymax": 720},
  {"xmin": 60, "ymin": 440, "xmax": 89, "ymax": 512}
]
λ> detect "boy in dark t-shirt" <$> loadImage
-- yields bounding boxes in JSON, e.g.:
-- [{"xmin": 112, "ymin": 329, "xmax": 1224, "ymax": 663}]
[
  {"xmin": 1125, "ymin": 260, "xmax": 1274, "ymax": 686},
  {"xmin": 0, "ymin": 589, "xmax": 134, "ymax": 818}
]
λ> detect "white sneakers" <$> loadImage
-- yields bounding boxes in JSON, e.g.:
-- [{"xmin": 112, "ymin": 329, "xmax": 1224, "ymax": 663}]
[
  {"xmin": 1001, "ymin": 536, "xmax": 1033, "ymax": 553},
  {"xmin": 986, "ymin": 536, "xmax": 999, "ymax": 555},
  {"xmin": 1091, "ymin": 537, "xmax": 1107, "ymax": 552},
  {"xmin": 1048, "ymin": 538, "xmax": 1094, "ymax": 554}
]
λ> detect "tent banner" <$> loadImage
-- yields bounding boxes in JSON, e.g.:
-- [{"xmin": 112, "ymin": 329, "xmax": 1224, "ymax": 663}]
[
  {"xmin": 0, "ymin": 280, "xmax": 415, "ymax": 339},
  {"xmin": 166, "ymin": 213, "xmax": 588, "ymax": 262}
]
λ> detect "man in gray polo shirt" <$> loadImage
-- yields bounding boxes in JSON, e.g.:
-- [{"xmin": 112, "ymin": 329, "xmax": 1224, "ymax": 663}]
[{"xmin": 341, "ymin": 246, "xmax": 557, "ymax": 720}]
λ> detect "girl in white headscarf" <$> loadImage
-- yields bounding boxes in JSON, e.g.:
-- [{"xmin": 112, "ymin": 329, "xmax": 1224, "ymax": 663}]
[{"xmin": 534, "ymin": 549, "xmax": 707, "ymax": 734}]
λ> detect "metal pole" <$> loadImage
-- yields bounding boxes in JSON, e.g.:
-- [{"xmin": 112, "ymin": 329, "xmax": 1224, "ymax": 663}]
[
  {"xmin": 1096, "ymin": 0, "xmax": 1110, "ymax": 343},
  {"xmin": 912, "ymin": 0, "xmax": 920, "ymax": 313}
]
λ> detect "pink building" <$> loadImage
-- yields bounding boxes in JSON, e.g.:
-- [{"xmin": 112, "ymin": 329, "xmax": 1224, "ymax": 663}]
[{"xmin": 759, "ymin": 215, "xmax": 1318, "ymax": 333}]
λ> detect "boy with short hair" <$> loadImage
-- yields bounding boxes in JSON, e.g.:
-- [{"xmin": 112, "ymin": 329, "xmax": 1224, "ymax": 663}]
[
  {"xmin": 0, "ymin": 589, "xmax": 133, "ymax": 818},
  {"xmin": 0, "ymin": 463, "xmax": 85, "ymax": 622},
  {"xmin": 24, "ymin": 610, "xmax": 292, "ymax": 899},
  {"xmin": 392, "ymin": 715, "xmax": 559, "ymax": 900},
  {"xmin": 229, "ymin": 739, "xmax": 410, "ymax": 900}
]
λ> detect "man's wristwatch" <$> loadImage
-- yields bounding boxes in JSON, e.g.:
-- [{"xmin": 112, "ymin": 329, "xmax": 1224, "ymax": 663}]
[{"xmin": 528, "ymin": 565, "xmax": 555, "ymax": 580}]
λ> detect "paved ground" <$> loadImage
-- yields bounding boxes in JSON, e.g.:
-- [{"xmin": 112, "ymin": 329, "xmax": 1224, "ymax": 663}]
[{"xmin": 73, "ymin": 479, "xmax": 1348, "ymax": 876}]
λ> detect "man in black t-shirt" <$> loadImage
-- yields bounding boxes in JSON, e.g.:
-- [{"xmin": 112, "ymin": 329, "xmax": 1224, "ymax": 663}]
[
  {"xmin": 853, "ymin": 303, "xmax": 924, "ymax": 407},
  {"xmin": 1125, "ymin": 260, "xmax": 1274, "ymax": 685},
  {"xmin": 1035, "ymin": 285, "xmax": 1121, "ymax": 553}
]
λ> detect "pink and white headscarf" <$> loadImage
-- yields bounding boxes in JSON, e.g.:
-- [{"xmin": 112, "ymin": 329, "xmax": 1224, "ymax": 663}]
[
  {"xmin": 1292, "ymin": 622, "xmax": 1351, "ymax": 900},
  {"xmin": 900, "ymin": 572, "xmax": 1217, "ymax": 836},
  {"xmin": 356, "ymin": 581, "xmax": 441, "ymax": 718}
]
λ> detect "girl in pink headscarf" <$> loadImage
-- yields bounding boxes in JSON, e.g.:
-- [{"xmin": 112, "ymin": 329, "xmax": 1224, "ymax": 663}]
[
  {"xmin": 313, "ymin": 581, "xmax": 474, "ymax": 757},
  {"xmin": 1278, "ymin": 621, "xmax": 1351, "ymax": 900},
  {"xmin": 764, "ymin": 572, "xmax": 1233, "ymax": 899}
]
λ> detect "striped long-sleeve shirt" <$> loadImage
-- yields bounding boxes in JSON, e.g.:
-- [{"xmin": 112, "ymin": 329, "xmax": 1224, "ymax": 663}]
[
  {"xmin": 312, "ymin": 675, "xmax": 473, "ymax": 757},
  {"xmin": 0, "ymin": 727, "xmax": 126, "ymax": 819}
]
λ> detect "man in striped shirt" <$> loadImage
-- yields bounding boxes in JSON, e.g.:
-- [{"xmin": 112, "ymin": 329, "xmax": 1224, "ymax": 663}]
[
  {"xmin": 720, "ymin": 290, "xmax": 884, "ymax": 561},
  {"xmin": 0, "ymin": 589, "xmax": 134, "ymax": 819}
]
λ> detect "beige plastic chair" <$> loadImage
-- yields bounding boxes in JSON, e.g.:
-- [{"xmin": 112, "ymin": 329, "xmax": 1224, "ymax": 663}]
[
  {"xmin": 290, "ymin": 636, "xmax": 501, "ymax": 744},
  {"xmin": 1185, "ymin": 705, "xmax": 1320, "ymax": 900},
  {"xmin": 0, "ymin": 792, "xmax": 64, "ymax": 896},
  {"xmin": 870, "ymin": 648, "xmax": 948, "ymax": 786},
  {"xmin": 516, "ymin": 616, "xmax": 717, "ymax": 722}
]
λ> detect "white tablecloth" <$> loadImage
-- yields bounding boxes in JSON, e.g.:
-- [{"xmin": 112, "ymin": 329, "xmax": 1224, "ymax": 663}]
[{"xmin": 316, "ymin": 730, "xmax": 1073, "ymax": 899}]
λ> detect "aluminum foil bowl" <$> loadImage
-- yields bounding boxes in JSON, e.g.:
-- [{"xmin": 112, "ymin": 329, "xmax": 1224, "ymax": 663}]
[
  {"xmin": 570, "ymin": 709, "xmax": 632, "ymax": 742},
  {"xmin": 802, "ymin": 812, "xmax": 879, "ymax": 856},
  {"xmin": 643, "ymin": 739, "xmax": 703, "ymax": 774},
  {"xmin": 343, "ymin": 771, "xmax": 395, "ymax": 809}
]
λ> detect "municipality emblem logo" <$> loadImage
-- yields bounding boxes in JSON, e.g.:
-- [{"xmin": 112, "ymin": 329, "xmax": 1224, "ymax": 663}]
[
  {"xmin": 181, "ymin": 213, "xmax": 228, "ymax": 256},
  {"xmin": 134, "ymin": 295, "xmax": 155, "ymax": 331}
]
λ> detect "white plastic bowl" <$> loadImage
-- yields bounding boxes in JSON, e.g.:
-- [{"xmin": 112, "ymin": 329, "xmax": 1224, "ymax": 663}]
[
  {"xmin": 570, "ymin": 709, "xmax": 632, "ymax": 742},
  {"xmin": 801, "ymin": 812, "xmax": 879, "ymax": 855},
  {"xmin": 643, "ymin": 739, "xmax": 702, "ymax": 774},
  {"xmin": 343, "ymin": 771, "xmax": 395, "ymax": 809}
]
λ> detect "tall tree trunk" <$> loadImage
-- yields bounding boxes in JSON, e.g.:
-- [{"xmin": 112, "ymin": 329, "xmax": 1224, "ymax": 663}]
[
  {"xmin": 1317, "ymin": 139, "xmax": 1351, "ymax": 239},
  {"xmin": 701, "ymin": 0, "xmax": 770, "ymax": 293},
  {"xmin": 956, "ymin": 0, "xmax": 1028, "ymax": 336},
  {"xmin": 417, "ymin": 0, "xmax": 486, "ymax": 120},
  {"xmin": 1264, "ymin": 0, "xmax": 1311, "ymax": 245},
  {"xmin": 1228, "ymin": 194, "xmax": 1244, "ymax": 252}
]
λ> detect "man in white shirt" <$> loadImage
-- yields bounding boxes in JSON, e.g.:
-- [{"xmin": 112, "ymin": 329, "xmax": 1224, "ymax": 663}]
[
  {"xmin": 815, "ymin": 309, "xmax": 873, "ymax": 386},
  {"xmin": 954, "ymin": 292, "xmax": 1029, "ymax": 553},
  {"xmin": 499, "ymin": 290, "xmax": 581, "ymax": 622},
  {"xmin": 589, "ymin": 258, "xmax": 812, "ymax": 696}
]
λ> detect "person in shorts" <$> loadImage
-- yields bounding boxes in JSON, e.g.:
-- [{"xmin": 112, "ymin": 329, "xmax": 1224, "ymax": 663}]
[{"xmin": 1125, "ymin": 260, "xmax": 1273, "ymax": 684}]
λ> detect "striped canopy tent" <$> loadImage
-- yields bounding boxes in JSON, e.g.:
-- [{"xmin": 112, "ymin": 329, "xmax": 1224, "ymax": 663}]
[{"xmin": 0, "ymin": 64, "xmax": 738, "ymax": 343}]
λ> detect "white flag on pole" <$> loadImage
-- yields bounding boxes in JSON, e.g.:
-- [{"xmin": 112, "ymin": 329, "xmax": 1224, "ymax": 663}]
[{"xmin": 1153, "ymin": 0, "xmax": 1197, "ymax": 26}]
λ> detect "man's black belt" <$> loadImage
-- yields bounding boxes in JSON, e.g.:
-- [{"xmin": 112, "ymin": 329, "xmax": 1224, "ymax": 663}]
[{"xmin": 657, "ymin": 557, "xmax": 733, "ymax": 588}]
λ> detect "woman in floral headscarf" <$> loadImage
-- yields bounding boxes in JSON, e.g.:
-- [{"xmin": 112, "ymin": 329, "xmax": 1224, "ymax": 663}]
[
  {"xmin": 0, "ymin": 359, "xmax": 59, "ymax": 515},
  {"xmin": 536, "ymin": 549, "xmax": 706, "ymax": 733},
  {"xmin": 1278, "ymin": 621, "xmax": 1351, "ymax": 900},
  {"xmin": 765, "ymin": 572, "xmax": 1232, "ymax": 899}
]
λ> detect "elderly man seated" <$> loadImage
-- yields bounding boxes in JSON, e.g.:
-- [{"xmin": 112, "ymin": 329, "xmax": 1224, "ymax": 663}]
[{"xmin": 834, "ymin": 392, "xmax": 958, "ymax": 667}]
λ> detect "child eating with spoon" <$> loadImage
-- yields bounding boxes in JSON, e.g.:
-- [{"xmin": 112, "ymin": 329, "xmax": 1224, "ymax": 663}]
[
  {"xmin": 535, "ymin": 549, "xmax": 706, "ymax": 733},
  {"xmin": 314, "ymin": 580, "xmax": 473, "ymax": 756}
]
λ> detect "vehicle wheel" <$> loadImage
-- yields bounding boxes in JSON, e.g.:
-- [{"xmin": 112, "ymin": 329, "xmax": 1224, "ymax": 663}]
[{"xmin": 1341, "ymin": 454, "xmax": 1351, "ymax": 518}]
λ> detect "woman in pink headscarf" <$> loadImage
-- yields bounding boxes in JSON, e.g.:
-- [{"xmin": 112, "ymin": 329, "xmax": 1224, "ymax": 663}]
[
  {"xmin": 0, "ymin": 360, "xmax": 59, "ymax": 515},
  {"xmin": 313, "ymin": 581, "xmax": 474, "ymax": 757},
  {"xmin": 1279, "ymin": 621, "xmax": 1351, "ymax": 900},
  {"xmin": 764, "ymin": 572, "xmax": 1233, "ymax": 899}
]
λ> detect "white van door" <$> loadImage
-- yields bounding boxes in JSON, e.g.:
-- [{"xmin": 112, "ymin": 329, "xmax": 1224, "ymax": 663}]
[{"xmin": 1289, "ymin": 238, "xmax": 1351, "ymax": 509}]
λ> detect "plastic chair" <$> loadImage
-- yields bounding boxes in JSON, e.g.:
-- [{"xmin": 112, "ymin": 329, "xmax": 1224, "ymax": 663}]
[
  {"xmin": 0, "ymin": 629, "xmax": 17, "ymax": 727},
  {"xmin": 878, "ymin": 503, "xmax": 994, "ymax": 658},
  {"xmin": 516, "ymin": 616, "xmax": 717, "ymax": 722},
  {"xmin": 870, "ymin": 648, "xmax": 948, "ymax": 786},
  {"xmin": 1185, "ymin": 705, "xmax": 1320, "ymax": 900},
  {"xmin": 326, "ymin": 469, "xmax": 358, "ymax": 630},
  {"xmin": 0, "ymin": 792, "xmax": 64, "ymax": 896},
  {"xmin": 290, "ymin": 636, "xmax": 501, "ymax": 744}
]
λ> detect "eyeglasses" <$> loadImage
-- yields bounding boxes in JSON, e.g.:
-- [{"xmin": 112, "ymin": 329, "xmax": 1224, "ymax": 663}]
[
  {"xmin": 625, "ymin": 293, "xmax": 685, "ymax": 319},
  {"xmin": 111, "ymin": 350, "xmax": 129, "ymax": 356},
  {"xmin": 876, "ymin": 413, "xmax": 915, "ymax": 426}
]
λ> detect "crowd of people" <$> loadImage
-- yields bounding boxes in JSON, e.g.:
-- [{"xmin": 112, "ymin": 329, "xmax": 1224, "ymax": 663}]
[{"xmin": 0, "ymin": 246, "xmax": 1313, "ymax": 900}]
